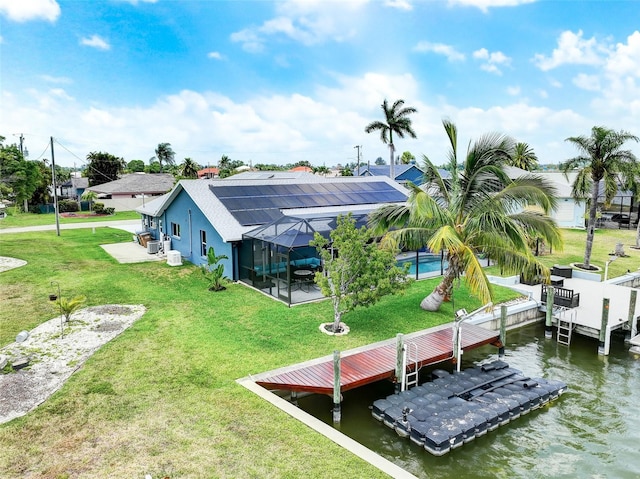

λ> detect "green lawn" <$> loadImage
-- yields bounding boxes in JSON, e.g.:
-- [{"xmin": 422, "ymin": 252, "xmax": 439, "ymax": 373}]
[
  {"xmin": 0, "ymin": 224, "xmax": 637, "ymax": 477},
  {"xmin": 0, "ymin": 209, "xmax": 140, "ymax": 229}
]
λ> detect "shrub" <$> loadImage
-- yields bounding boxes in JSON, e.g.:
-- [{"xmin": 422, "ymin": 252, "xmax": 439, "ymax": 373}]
[
  {"xmin": 104, "ymin": 207, "xmax": 115, "ymax": 215},
  {"xmin": 58, "ymin": 200, "xmax": 79, "ymax": 213},
  {"xmin": 93, "ymin": 202, "xmax": 105, "ymax": 214}
]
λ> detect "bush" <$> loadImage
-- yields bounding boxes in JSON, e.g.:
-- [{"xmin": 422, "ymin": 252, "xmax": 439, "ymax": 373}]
[
  {"xmin": 93, "ymin": 202, "xmax": 105, "ymax": 214},
  {"xmin": 104, "ymin": 207, "xmax": 115, "ymax": 215},
  {"xmin": 58, "ymin": 200, "xmax": 79, "ymax": 213}
]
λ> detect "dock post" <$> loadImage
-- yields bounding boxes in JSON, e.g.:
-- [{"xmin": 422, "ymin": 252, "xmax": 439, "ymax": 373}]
[
  {"xmin": 545, "ymin": 286, "xmax": 555, "ymax": 339},
  {"xmin": 598, "ymin": 298, "xmax": 610, "ymax": 355},
  {"xmin": 395, "ymin": 334, "xmax": 404, "ymax": 393},
  {"xmin": 626, "ymin": 290, "xmax": 637, "ymax": 343},
  {"xmin": 499, "ymin": 305, "xmax": 507, "ymax": 357},
  {"xmin": 332, "ymin": 350, "xmax": 341, "ymax": 423}
]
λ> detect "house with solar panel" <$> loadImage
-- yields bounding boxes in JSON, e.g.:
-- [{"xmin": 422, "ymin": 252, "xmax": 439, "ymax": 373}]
[{"xmin": 136, "ymin": 173, "xmax": 409, "ymax": 304}]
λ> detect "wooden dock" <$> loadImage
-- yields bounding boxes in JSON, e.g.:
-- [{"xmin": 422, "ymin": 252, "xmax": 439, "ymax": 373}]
[{"xmin": 253, "ymin": 323, "xmax": 501, "ymax": 395}]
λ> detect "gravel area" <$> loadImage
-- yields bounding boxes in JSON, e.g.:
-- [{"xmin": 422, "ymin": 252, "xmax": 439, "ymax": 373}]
[{"xmin": 0, "ymin": 304, "xmax": 145, "ymax": 424}]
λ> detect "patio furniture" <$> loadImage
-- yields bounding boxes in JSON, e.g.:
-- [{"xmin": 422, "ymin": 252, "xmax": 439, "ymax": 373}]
[
  {"xmin": 292, "ymin": 269, "xmax": 315, "ymax": 292},
  {"xmin": 541, "ymin": 284, "xmax": 580, "ymax": 308}
]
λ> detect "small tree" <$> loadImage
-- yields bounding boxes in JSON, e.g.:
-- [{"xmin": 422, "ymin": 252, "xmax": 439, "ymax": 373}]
[
  {"xmin": 311, "ymin": 214, "xmax": 411, "ymax": 333},
  {"xmin": 81, "ymin": 190, "xmax": 98, "ymax": 212},
  {"xmin": 200, "ymin": 247, "xmax": 229, "ymax": 291},
  {"xmin": 57, "ymin": 295, "xmax": 86, "ymax": 322}
]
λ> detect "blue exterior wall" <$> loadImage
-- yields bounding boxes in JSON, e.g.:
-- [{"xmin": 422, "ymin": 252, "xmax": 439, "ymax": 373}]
[{"xmin": 162, "ymin": 189, "xmax": 234, "ymax": 275}]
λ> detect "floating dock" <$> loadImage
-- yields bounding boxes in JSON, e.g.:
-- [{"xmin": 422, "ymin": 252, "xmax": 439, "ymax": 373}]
[{"xmin": 372, "ymin": 360, "xmax": 567, "ymax": 456}]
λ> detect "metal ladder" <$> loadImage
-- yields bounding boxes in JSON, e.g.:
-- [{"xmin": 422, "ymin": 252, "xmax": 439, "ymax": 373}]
[
  {"xmin": 403, "ymin": 342, "xmax": 420, "ymax": 390},
  {"xmin": 555, "ymin": 306, "xmax": 575, "ymax": 346}
]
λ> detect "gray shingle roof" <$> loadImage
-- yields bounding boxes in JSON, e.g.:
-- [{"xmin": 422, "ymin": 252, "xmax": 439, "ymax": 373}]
[{"xmin": 87, "ymin": 173, "xmax": 175, "ymax": 195}]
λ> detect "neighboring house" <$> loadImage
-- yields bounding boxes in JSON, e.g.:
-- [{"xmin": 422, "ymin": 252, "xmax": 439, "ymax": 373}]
[
  {"xmin": 359, "ymin": 163, "xmax": 425, "ymax": 186},
  {"xmin": 289, "ymin": 166, "xmax": 312, "ymax": 173},
  {"xmin": 197, "ymin": 167, "xmax": 219, "ymax": 179},
  {"xmin": 86, "ymin": 173, "xmax": 175, "ymax": 211},
  {"xmin": 136, "ymin": 175, "xmax": 409, "ymax": 305},
  {"xmin": 503, "ymin": 168, "xmax": 585, "ymax": 229},
  {"xmin": 60, "ymin": 177, "xmax": 89, "ymax": 200}
]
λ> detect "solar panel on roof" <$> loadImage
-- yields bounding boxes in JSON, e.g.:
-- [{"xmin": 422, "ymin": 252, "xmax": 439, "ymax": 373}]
[{"xmin": 211, "ymin": 181, "xmax": 406, "ymax": 226}]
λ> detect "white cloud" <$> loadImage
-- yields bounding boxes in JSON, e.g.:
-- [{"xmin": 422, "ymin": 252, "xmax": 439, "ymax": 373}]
[
  {"xmin": 447, "ymin": 0, "xmax": 535, "ymax": 13},
  {"xmin": 385, "ymin": 0, "xmax": 413, "ymax": 10},
  {"xmin": 605, "ymin": 30, "xmax": 640, "ymax": 78},
  {"xmin": 473, "ymin": 48, "xmax": 511, "ymax": 74},
  {"xmin": 40, "ymin": 74, "xmax": 72, "ymax": 84},
  {"xmin": 207, "ymin": 51, "xmax": 223, "ymax": 60},
  {"xmin": 507, "ymin": 86, "xmax": 520, "ymax": 96},
  {"xmin": 0, "ymin": 0, "xmax": 60, "ymax": 22},
  {"xmin": 2, "ymin": 67, "xmax": 605, "ymax": 172},
  {"xmin": 80, "ymin": 35, "xmax": 111, "ymax": 51},
  {"xmin": 537, "ymin": 89, "xmax": 548, "ymax": 99},
  {"xmin": 573, "ymin": 73, "xmax": 600, "ymax": 92},
  {"xmin": 230, "ymin": 1, "xmax": 365, "ymax": 52},
  {"xmin": 414, "ymin": 41, "xmax": 465, "ymax": 62},
  {"xmin": 533, "ymin": 30, "xmax": 607, "ymax": 71}
]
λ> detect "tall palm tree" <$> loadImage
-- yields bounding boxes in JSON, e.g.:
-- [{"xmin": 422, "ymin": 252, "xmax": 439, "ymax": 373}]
[
  {"xmin": 180, "ymin": 157, "xmax": 200, "ymax": 178},
  {"xmin": 510, "ymin": 142, "xmax": 539, "ymax": 171},
  {"xmin": 369, "ymin": 119, "xmax": 563, "ymax": 312},
  {"xmin": 365, "ymin": 99, "xmax": 417, "ymax": 179},
  {"xmin": 560, "ymin": 126, "xmax": 639, "ymax": 269},
  {"xmin": 154, "ymin": 143, "xmax": 175, "ymax": 173}
]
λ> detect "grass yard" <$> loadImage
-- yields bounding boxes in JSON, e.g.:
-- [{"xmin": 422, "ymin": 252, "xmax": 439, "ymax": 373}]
[
  {"xmin": 1, "ymin": 224, "xmax": 638, "ymax": 477},
  {"xmin": 484, "ymin": 227, "xmax": 640, "ymax": 280},
  {"xmin": 0, "ymin": 226, "xmax": 518, "ymax": 479},
  {"xmin": 0, "ymin": 210, "xmax": 140, "ymax": 229}
]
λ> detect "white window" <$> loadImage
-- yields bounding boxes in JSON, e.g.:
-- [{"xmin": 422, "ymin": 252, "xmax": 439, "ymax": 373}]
[
  {"xmin": 200, "ymin": 230, "xmax": 207, "ymax": 257},
  {"xmin": 171, "ymin": 222, "xmax": 181, "ymax": 238}
]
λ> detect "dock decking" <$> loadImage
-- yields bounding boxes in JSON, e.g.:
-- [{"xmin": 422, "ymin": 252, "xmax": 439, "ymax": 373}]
[
  {"xmin": 510, "ymin": 277, "xmax": 640, "ymax": 339},
  {"xmin": 253, "ymin": 323, "xmax": 501, "ymax": 395}
]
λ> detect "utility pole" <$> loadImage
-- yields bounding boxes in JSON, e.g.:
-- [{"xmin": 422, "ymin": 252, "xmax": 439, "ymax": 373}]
[
  {"xmin": 50, "ymin": 137, "xmax": 61, "ymax": 236},
  {"xmin": 354, "ymin": 145, "xmax": 361, "ymax": 176}
]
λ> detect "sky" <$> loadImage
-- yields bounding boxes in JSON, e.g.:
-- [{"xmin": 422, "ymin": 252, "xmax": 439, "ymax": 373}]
[{"xmin": 1, "ymin": 0, "xmax": 640, "ymax": 170}]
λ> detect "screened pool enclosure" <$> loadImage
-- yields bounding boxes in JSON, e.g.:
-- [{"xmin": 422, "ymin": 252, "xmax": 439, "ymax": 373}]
[{"xmin": 239, "ymin": 214, "xmax": 369, "ymax": 305}]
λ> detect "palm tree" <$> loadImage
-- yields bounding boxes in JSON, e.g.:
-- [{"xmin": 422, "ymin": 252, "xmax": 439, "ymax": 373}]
[
  {"xmin": 560, "ymin": 126, "xmax": 639, "ymax": 269},
  {"xmin": 81, "ymin": 190, "xmax": 98, "ymax": 212},
  {"xmin": 154, "ymin": 143, "xmax": 175, "ymax": 173},
  {"xmin": 510, "ymin": 142, "xmax": 539, "ymax": 171},
  {"xmin": 365, "ymin": 99, "xmax": 417, "ymax": 179},
  {"xmin": 369, "ymin": 119, "xmax": 563, "ymax": 312},
  {"xmin": 180, "ymin": 157, "xmax": 200, "ymax": 178}
]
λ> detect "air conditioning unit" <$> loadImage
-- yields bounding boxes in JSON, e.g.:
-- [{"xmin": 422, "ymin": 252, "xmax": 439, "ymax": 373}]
[
  {"xmin": 147, "ymin": 241, "xmax": 160, "ymax": 254},
  {"xmin": 167, "ymin": 250, "xmax": 182, "ymax": 266}
]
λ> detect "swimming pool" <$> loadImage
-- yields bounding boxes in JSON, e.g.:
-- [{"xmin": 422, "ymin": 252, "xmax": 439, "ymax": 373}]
[{"xmin": 397, "ymin": 254, "xmax": 447, "ymax": 276}]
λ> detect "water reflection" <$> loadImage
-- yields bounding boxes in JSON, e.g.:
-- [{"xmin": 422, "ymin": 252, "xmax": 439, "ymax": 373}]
[{"xmin": 298, "ymin": 323, "xmax": 640, "ymax": 478}]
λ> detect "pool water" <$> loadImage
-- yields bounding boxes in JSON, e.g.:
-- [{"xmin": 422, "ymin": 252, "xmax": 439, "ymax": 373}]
[
  {"xmin": 398, "ymin": 255, "xmax": 448, "ymax": 276},
  {"xmin": 297, "ymin": 323, "xmax": 640, "ymax": 478}
]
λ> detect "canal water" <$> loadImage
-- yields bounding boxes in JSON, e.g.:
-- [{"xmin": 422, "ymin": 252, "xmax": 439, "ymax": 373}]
[{"xmin": 298, "ymin": 323, "xmax": 640, "ymax": 478}]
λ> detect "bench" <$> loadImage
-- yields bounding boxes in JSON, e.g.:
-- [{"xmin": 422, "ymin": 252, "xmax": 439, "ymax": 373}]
[{"xmin": 541, "ymin": 284, "xmax": 580, "ymax": 308}]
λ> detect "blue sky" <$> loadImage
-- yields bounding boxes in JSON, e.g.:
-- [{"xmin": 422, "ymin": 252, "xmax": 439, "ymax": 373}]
[{"xmin": 2, "ymin": 0, "xmax": 640, "ymax": 169}]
